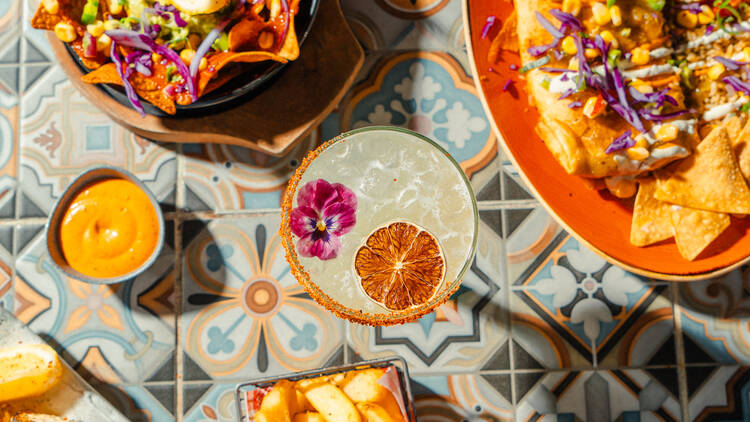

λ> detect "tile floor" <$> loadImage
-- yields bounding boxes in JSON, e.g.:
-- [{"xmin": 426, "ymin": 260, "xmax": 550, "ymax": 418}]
[{"xmin": 3, "ymin": 0, "xmax": 750, "ymax": 420}]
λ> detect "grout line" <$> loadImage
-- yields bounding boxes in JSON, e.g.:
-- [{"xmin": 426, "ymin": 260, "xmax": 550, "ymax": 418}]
[
  {"xmin": 671, "ymin": 282, "xmax": 690, "ymax": 422},
  {"xmin": 0, "ymin": 217, "xmax": 47, "ymax": 226},
  {"xmin": 478, "ymin": 200, "xmax": 538, "ymax": 210},
  {"xmin": 174, "ymin": 143, "xmax": 185, "ymax": 421}
]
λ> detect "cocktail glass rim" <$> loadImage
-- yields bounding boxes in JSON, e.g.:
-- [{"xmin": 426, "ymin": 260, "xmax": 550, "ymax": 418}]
[{"xmin": 280, "ymin": 125, "xmax": 479, "ymax": 326}]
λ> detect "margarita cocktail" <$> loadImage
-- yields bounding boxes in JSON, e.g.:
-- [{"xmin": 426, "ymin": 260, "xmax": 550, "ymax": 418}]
[{"xmin": 281, "ymin": 126, "xmax": 478, "ymax": 326}]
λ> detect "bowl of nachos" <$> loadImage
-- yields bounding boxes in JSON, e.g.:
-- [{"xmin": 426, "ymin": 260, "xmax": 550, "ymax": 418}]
[
  {"xmin": 467, "ymin": 0, "xmax": 750, "ymax": 279},
  {"xmin": 31, "ymin": 0, "xmax": 318, "ymax": 116}
]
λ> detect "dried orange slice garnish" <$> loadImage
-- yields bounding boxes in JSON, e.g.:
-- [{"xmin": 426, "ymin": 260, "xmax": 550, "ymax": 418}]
[{"xmin": 355, "ymin": 222, "xmax": 445, "ymax": 311}]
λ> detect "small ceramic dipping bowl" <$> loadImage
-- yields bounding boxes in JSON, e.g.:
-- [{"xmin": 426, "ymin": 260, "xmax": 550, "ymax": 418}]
[{"xmin": 46, "ymin": 166, "xmax": 165, "ymax": 284}]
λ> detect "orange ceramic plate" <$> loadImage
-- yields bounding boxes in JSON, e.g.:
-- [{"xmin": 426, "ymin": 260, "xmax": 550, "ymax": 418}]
[{"xmin": 463, "ymin": 0, "xmax": 750, "ymax": 280}]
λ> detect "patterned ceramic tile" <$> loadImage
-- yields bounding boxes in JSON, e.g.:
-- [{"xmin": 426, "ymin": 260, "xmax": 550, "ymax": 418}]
[
  {"xmin": 0, "ymin": 225, "xmax": 12, "ymax": 312},
  {"xmin": 182, "ymin": 127, "xmax": 321, "ymax": 213},
  {"xmin": 181, "ymin": 215, "xmax": 345, "ymax": 381},
  {"xmin": 516, "ymin": 369, "xmax": 682, "ymax": 421},
  {"xmin": 0, "ymin": 87, "xmax": 18, "ymax": 218},
  {"xmin": 339, "ymin": 51, "xmax": 499, "ymax": 193},
  {"xmin": 19, "ymin": 65, "xmax": 177, "ymax": 217},
  {"xmin": 96, "ymin": 382, "xmax": 176, "ymax": 422},
  {"xmin": 183, "ymin": 382, "xmax": 238, "ymax": 422},
  {"xmin": 511, "ymin": 235, "xmax": 670, "ymax": 369},
  {"xmin": 686, "ymin": 366, "xmax": 750, "ymax": 421},
  {"xmin": 0, "ymin": 0, "xmax": 21, "ymax": 73},
  {"xmin": 412, "ymin": 374, "xmax": 513, "ymax": 421},
  {"xmin": 678, "ymin": 267, "xmax": 750, "ymax": 365},
  {"xmin": 13, "ymin": 223, "xmax": 177, "ymax": 384},
  {"xmin": 342, "ymin": 0, "xmax": 464, "ymax": 53},
  {"xmin": 347, "ymin": 210, "xmax": 509, "ymax": 372}
]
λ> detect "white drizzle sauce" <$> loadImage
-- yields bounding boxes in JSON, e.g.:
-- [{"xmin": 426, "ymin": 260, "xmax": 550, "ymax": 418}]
[
  {"xmin": 703, "ymin": 97, "xmax": 749, "ymax": 121},
  {"xmin": 685, "ymin": 20, "xmax": 750, "ymax": 50}
]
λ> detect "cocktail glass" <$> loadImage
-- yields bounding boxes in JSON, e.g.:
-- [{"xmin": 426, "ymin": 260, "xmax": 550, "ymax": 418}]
[{"xmin": 281, "ymin": 126, "xmax": 478, "ymax": 326}]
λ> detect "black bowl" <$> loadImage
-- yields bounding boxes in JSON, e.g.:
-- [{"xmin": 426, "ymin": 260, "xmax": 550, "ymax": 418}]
[{"xmin": 66, "ymin": 0, "xmax": 319, "ymax": 117}]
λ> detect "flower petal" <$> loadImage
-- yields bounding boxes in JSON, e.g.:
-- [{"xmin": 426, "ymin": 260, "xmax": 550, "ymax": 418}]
[
  {"xmin": 570, "ymin": 298, "xmax": 612, "ymax": 341},
  {"xmin": 323, "ymin": 203, "xmax": 356, "ymax": 236},
  {"xmin": 296, "ymin": 232, "xmax": 342, "ymax": 260},
  {"xmin": 290, "ymin": 206, "xmax": 319, "ymax": 237},
  {"xmin": 332, "ymin": 183, "xmax": 357, "ymax": 210},
  {"xmin": 297, "ymin": 179, "xmax": 337, "ymax": 211},
  {"xmin": 536, "ymin": 265, "xmax": 577, "ymax": 308},
  {"xmin": 567, "ymin": 246, "xmax": 606, "ymax": 274},
  {"xmin": 601, "ymin": 266, "xmax": 643, "ymax": 305}
]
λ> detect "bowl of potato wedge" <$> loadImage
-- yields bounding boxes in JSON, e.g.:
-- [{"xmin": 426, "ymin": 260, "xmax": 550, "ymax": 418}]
[{"xmin": 235, "ymin": 357, "xmax": 414, "ymax": 422}]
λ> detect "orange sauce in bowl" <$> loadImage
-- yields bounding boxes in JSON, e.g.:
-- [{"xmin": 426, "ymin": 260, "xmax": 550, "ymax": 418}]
[{"xmin": 58, "ymin": 178, "xmax": 160, "ymax": 278}]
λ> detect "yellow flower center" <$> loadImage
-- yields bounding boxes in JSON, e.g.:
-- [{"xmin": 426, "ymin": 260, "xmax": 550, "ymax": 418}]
[{"xmin": 316, "ymin": 220, "xmax": 327, "ymax": 232}]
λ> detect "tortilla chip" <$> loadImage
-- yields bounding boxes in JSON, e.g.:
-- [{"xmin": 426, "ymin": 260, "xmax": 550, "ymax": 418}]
[
  {"xmin": 725, "ymin": 115, "xmax": 747, "ymax": 140},
  {"xmin": 630, "ymin": 178, "xmax": 674, "ymax": 246},
  {"xmin": 732, "ymin": 118, "xmax": 750, "ymax": 183},
  {"xmin": 670, "ymin": 206, "xmax": 730, "ymax": 261},
  {"xmin": 278, "ymin": 11, "xmax": 299, "ymax": 61},
  {"xmin": 197, "ymin": 51, "xmax": 287, "ymax": 93},
  {"xmin": 31, "ymin": 2, "xmax": 62, "ymax": 30},
  {"xmin": 488, "ymin": 10, "xmax": 518, "ymax": 63},
  {"xmin": 654, "ymin": 126, "xmax": 750, "ymax": 214},
  {"xmin": 81, "ymin": 63, "xmax": 120, "ymax": 84}
]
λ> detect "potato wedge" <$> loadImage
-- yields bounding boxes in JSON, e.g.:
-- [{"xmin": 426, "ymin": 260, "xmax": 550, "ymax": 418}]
[
  {"xmin": 293, "ymin": 412, "xmax": 326, "ymax": 422},
  {"xmin": 341, "ymin": 369, "xmax": 388, "ymax": 403},
  {"xmin": 376, "ymin": 394, "xmax": 405, "ymax": 422},
  {"xmin": 258, "ymin": 380, "xmax": 297, "ymax": 422},
  {"xmin": 302, "ymin": 382, "xmax": 361, "ymax": 422},
  {"xmin": 356, "ymin": 403, "xmax": 399, "ymax": 422}
]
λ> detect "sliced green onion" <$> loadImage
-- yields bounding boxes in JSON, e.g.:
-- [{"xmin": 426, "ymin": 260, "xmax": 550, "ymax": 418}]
[
  {"xmin": 520, "ymin": 56, "xmax": 550, "ymax": 74},
  {"xmin": 608, "ymin": 49, "xmax": 622, "ymax": 68},
  {"xmin": 680, "ymin": 65, "xmax": 694, "ymax": 90},
  {"xmin": 646, "ymin": 0, "xmax": 665, "ymax": 11},
  {"xmin": 620, "ymin": 27, "xmax": 632, "ymax": 37},
  {"xmin": 607, "ymin": 0, "xmax": 616, "ymax": 7},
  {"xmin": 212, "ymin": 32, "xmax": 229, "ymax": 52},
  {"xmin": 541, "ymin": 77, "xmax": 551, "ymax": 90},
  {"xmin": 742, "ymin": 102, "xmax": 750, "ymax": 113},
  {"xmin": 81, "ymin": 0, "xmax": 99, "ymax": 24}
]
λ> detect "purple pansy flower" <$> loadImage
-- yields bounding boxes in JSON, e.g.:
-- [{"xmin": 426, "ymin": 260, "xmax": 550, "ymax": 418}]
[{"xmin": 290, "ymin": 179, "xmax": 357, "ymax": 260}]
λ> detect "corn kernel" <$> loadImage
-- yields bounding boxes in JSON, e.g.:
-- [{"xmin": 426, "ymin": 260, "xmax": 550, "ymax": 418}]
[
  {"xmin": 626, "ymin": 147, "xmax": 650, "ymax": 161},
  {"xmin": 583, "ymin": 96, "xmax": 605, "ymax": 118},
  {"xmin": 562, "ymin": 0, "xmax": 582, "ymax": 16},
  {"xmin": 42, "ymin": 0, "xmax": 59, "ymax": 14},
  {"xmin": 199, "ymin": 57, "xmax": 208, "ymax": 71},
  {"xmin": 96, "ymin": 33, "xmax": 111, "ymax": 52},
  {"xmin": 561, "ymin": 36, "xmax": 577, "ymax": 55},
  {"xmin": 592, "ymin": 3, "xmax": 611, "ymax": 25},
  {"xmin": 599, "ymin": 30, "xmax": 618, "ymax": 48},
  {"xmin": 676, "ymin": 10, "xmax": 698, "ymax": 29},
  {"xmin": 631, "ymin": 79, "xmax": 654, "ymax": 94},
  {"xmin": 108, "ymin": 0, "xmax": 123, "ymax": 14},
  {"xmin": 610, "ymin": 5, "xmax": 622, "ymax": 26},
  {"xmin": 707, "ymin": 62, "xmax": 726, "ymax": 80},
  {"xmin": 568, "ymin": 58, "xmax": 579, "ymax": 70},
  {"xmin": 634, "ymin": 135, "xmax": 648, "ymax": 149},
  {"xmin": 630, "ymin": 47, "xmax": 650, "ymax": 65},
  {"xmin": 698, "ymin": 5, "xmax": 715, "ymax": 24},
  {"xmin": 103, "ymin": 19, "xmax": 119, "ymax": 31},
  {"xmin": 258, "ymin": 31, "xmax": 274, "ymax": 49},
  {"xmin": 86, "ymin": 21, "xmax": 105, "ymax": 37},
  {"xmin": 54, "ymin": 22, "xmax": 76, "ymax": 43},
  {"xmin": 179, "ymin": 49, "xmax": 195, "ymax": 65},
  {"xmin": 742, "ymin": 47, "xmax": 750, "ymax": 62},
  {"xmin": 585, "ymin": 48, "xmax": 600, "ymax": 59},
  {"xmin": 605, "ymin": 177, "xmax": 637, "ymax": 198},
  {"xmin": 151, "ymin": 52, "xmax": 162, "ymax": 63},
  {"xmin": 655, "ymin": 124, "xmax": 679, "ymax": 142}
]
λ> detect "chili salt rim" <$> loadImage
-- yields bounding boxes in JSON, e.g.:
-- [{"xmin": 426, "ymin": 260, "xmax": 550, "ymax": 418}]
[{"xmin": 280, "ymin": 126, "xmax": 478, "ymax": 326}]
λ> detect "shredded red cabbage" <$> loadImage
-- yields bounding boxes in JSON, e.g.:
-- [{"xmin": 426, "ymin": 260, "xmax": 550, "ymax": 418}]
[
  {"xmin": 82, "ymin": 32, "xmax": 97, "ymax": 58},
  {"xmin": 190, "ymin": 18, "xmax": 229, "ymax": 79},
  {"xmin": 106, "ymin": 29, "xmax": 197, "ymax": 101},
  {"xmin": 110, "ymin": 41, "xmax": 145, "ymax": 116},
  {"xmin": 153, "ymin": 2, "xmax": 187, "ymax": 27},
  {"xmin": 568, "ymin": 100, "xmax": 582, "ymax": 108},
  {"xmin": 481, "ymin": 16, "xmax": 498, "ymax": 39},
  {"xmin": 503, "ymin": 79, "xmax": 514, "ymax": 91},
  {"xmin": 714, "ymin": 56, "xmax": 749, "ymax": 71},
  {"xmin": 628, "ymin": 87, "xmax": 678, "ymax": 107},
  {"xmin": 638, "ymin": 109, "xmax": 691, "ymax": 121},
  {"xmin": 548, "ymin": 9, "xmax": 582, "ymax": 32},
  {"xmin": 724, "ymin": 75, "xmax": 750, "ymax": 95},
  {"xmin": 278, "ymin": 0, "xmax": 290, "ymax": 49},
  {"xmin": 539, "ymin": 67, "xmax": 576, "ymax": 73},
  {"xmin": 535, "ymin": 11, "xmax": 564, "ymax": 38},
  {"xmin": 605, "ymin": 130, "xmax": 635, "ymax": 153}
]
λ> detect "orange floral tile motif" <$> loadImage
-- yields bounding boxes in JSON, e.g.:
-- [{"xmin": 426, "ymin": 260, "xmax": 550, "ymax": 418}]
[{"xmin": 355, "ymin": 222, "xmax": 445, "ymax": 311}]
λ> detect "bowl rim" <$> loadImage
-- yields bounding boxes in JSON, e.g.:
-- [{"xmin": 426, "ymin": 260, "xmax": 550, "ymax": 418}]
[
  {"xmin": 63, "ymin": 0, "xmax": 321, "ymax": 117},
  {"xmin": 280, "ymin": 125, "xmax": 480, "ymax": 326},
  {"xmin": 461, "ymin": 0, "xmax": 750, "ymax": 281},
  {"xmin": 45, "ymin": 165, "xmax": 166, "ymax": 284}
]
